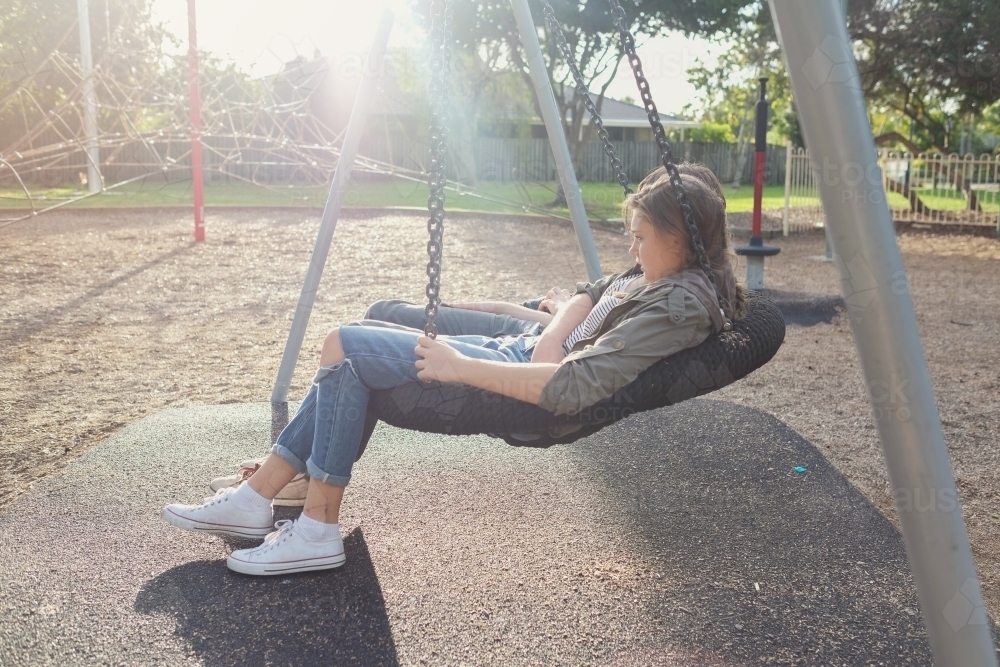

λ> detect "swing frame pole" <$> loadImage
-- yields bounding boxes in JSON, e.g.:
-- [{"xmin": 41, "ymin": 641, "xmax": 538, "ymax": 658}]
[
  {"xmin": 770, "ymin": 1, "xmax": 997, "ymax": 664},
  {"xmin": 77, "ymin": 0, "xmax": 101, "ymax": 195},
  {"xmin": 271, "ymin": 7, "xmax": 395, "ymax": 403},
  {"xmin": 509, "ymin": 0, "xmax": 603, "ymax": 282},
  {"xmin": 186, "ymin": 0, "xmax": 205, "ymax": 242}
]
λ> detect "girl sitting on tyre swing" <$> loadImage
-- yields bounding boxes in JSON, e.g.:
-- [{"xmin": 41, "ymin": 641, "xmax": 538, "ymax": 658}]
[{"xmin": 162, "ymin": 163, "xmax": 746, "ymax": 576}]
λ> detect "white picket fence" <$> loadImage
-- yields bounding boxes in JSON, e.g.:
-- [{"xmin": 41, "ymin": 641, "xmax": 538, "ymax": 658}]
[
  {"xmin": 780, "ymin": 143, "xmax": 1000, "ymax": 235},
  {"xmin": 879, "ymin": 151, "xmax": 1000, "ymax": 228},
  {"xmin": 781, "ymin": 145, "xmax": 825, "ymax": 234}
]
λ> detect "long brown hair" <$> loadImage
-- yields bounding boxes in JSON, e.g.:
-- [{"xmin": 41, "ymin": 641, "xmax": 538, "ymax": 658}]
[{"xmin": 621, "ymin": 163, "xmax": 746, "ymax": 320}]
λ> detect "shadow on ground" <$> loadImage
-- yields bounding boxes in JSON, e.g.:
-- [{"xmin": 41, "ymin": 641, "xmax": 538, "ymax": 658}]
[
  {"xmin": 567, "ymin": 399, "xmax": 938, "ymax": 665},
  {"xmin": 134, "ymin": 528, "xmax": 398, "ymax": 667},
  {"xmin": 3, "ymin": 401, "xmax": 995, "ymax": 665},
  {"xmin": 762, "ymin": 288, "xmax": 845, "ymax": 326}
]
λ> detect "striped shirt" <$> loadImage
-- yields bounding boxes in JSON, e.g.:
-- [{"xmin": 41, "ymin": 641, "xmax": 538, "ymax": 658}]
[{"xmin": 562, "ymin": 274, "xmax": 641, "ymax": 354}]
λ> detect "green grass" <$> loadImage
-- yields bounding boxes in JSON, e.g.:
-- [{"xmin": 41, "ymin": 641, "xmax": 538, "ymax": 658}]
[
  {"xmin": 0, "ymin": 178, "xmax": 804, "ymax": 220},
  {"xmin": 889, "ymin": 188, "xmax": 1000, "ymax": 213},
  {"xmin": 0, "ymin": 182, "xmax": 332, "ymax": 209}
]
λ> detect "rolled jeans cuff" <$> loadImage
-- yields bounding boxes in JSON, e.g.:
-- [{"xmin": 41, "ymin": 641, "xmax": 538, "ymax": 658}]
[
  {"xmin": 306, "ymin": 459, "xmax": 351, "ymax": 487},
  {"xmin": 270, "ymin": 443, "xmax": 308, "ymax": 475}
]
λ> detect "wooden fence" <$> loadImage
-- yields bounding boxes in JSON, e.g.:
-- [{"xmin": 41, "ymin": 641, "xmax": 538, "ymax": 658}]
[
  {"xmin": 359, "ymin": 135, "xmax": 788, "ymax": 186},
  {"xmin": 2, "ymin": 131, "xmax": 788, "ymax": 190}
]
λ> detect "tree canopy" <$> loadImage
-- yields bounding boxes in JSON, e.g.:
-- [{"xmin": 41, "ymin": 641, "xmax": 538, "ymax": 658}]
[
  {"xmin": 0, "ymin": 0, "xmax": 176, "ymax": 154},
  {"xmin": 412, "ymin": 0, "xmax": 757, "ymax": 197},
  {"xmin": 685, "ymin": 0, "xmax": 1000, "ymax": 154},
  {"xmin": 853, "ymin": 0, "xmax": 1000, "ymax": 152}
]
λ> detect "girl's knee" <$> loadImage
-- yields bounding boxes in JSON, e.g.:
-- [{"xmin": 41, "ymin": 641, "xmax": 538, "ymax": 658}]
[
  {"xmin": 363, "ymin": 300, "xmax": 391, "ymax": 321},
  {"xmin": 320, "ymin": 328, "xmax": 345, "ymax": 366}
]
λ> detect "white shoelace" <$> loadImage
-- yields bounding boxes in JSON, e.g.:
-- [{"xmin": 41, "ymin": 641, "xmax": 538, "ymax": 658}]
[
  {"xmin": 248, "ymin": 519, "xmax": 295, "ymax": 555},
  {"xmin": 200, "ymin": 487, "xmax": 234, "ymax": 507}
]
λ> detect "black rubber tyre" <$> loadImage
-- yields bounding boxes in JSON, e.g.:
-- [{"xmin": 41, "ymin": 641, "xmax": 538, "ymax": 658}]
[{"xmin": 355, "ymin": 290, "xmax": 785, "ymax": 454}]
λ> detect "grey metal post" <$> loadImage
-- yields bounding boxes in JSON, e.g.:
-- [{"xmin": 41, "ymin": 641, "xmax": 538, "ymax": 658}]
[
  {"xmin": 509, "ymin": 0, "xmax": 602, "ymax": 282},
  {"xmin": 824, "ymin": 0, "xmax": 849, "ymax": 259},
  {"xmin": 782, "ymin": 140, "xmax": 792, "ymax": 237},
  {"xmin": 271, "ymin": 7, "xmax": 394, "ymax": 403},
  {"xmin": 769, "ymin": 1, "xmax": 998, "ymax": 664},
  {"xmin": 77, "ymin": 0, "xmax": 101, "ymax": 194}
]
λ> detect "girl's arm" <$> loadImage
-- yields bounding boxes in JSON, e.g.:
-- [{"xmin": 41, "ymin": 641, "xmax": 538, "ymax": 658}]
[
  {"xmin": 447, "ymin": 301, "xmax": 553, "ymax": 326},
  {"xmin": 414, "ymin": 337, "xmax": 558, "ymax": 404},
  {"xmin": 529, "ymin": 293, "xmax": 594, "ymax": 364}
]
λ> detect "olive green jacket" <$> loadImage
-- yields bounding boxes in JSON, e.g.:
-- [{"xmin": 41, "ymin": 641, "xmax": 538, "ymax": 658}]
[{"xmin": 536, "ymin": 265, "xmax": 723, "ymax": 416}]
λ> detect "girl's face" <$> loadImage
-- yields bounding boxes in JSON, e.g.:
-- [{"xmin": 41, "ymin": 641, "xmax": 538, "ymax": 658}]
[{"xmin": 628, "ymin": 211, "xmax": 689, "ymax": 282}]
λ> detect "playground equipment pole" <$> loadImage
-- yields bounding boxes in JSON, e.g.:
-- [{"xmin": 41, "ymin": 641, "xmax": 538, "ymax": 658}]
[
  {"xmin": 271, "ymin": 7, "xmax": 395, "ymax": 404},
  {"xmin": 769, "ymin": 2, "xmax": 998, "ymax": 664},
  {"xmin": 735, "ymin": 78, "xmax": 779, "ymax": 289},
  {"xmin": 508, "ymin": 0, "xmax": 602, "ymax": 282},
  {"xmin": 751, "ymin": 78, "xmax": 767, "ymax": 237},
  {"xmin": 77, "ymin": 0, "xmax": 101, "ymax": 194},
  {"xmin": 824, "ymin": 0, "xmax": 851, "ymax": 261},
  {"xmin": 782, "ymin": 140, "xmax": 792, "ymax": 237},
  {"xmin": 187, "ymin": 0, "xmax": 205, "ymax": 242}
]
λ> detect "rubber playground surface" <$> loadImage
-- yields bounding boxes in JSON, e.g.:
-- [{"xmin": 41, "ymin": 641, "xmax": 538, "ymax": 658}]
[{"xmin": 0, "ymin": 400, "xmax": 950, "ymax": 665}]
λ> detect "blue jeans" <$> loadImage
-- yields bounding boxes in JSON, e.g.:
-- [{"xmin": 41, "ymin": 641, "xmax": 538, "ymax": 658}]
[
  {"xmin": 271, "ymin": 321, "xmax": 538, "ymax": 487},
  {"xmin": 363, "ymin": 299, "xmax": 543, "ymax": 337}
]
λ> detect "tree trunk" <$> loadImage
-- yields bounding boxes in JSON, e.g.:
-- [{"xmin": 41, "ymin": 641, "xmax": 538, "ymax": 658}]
[
  {"xmin": 950, "ymin": 163, "xmax": 981, "ymax": 211},
  {"xmin": 452, "ymin": 102, "xmax": 479, "ymax": 187},
  {"xmin": 732, "ymin": 115, "xmax": 749, "ymax": 188},
  {"xmin": 874, "ymin": 132, "xmax": 981, "ymax": 211},
  {"xmin": 883, "ymin": 177, "xmax": 931, "ymax": 214}
]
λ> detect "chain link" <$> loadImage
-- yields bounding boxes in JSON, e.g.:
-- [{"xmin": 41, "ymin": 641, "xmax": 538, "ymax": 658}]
[
  {"xmin": 540, "ymin": 0, "xmax": 632, "ymax": 205},
  {"xmin": 423, "ymin": 0, "xmax": 453, "ymax": 339},
  {"xmin": 607, "ymin": 0, "xmax": 733, "ymax": 330}
]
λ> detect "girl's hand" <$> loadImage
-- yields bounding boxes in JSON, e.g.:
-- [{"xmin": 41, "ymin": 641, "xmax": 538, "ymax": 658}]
[
  {"xmin": 538, "ymin": 286, "xmax": 572, "ymax": 315},
  {"xmin": 414, "ymin": 336, "xmax": 467, "ymax": 383}
]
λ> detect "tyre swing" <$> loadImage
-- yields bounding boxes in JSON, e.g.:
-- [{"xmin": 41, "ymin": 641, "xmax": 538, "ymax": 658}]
[{"xmin": 356, "ymin": 0, "xmax": 785, "ymax": 452}]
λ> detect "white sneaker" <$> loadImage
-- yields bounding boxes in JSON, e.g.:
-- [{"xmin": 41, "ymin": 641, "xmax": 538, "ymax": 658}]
[
  {"xmin": 161, "ymin": 486, "xmax": 273, "ymax": 539},
  {"xmin": 209, "ymin": 458, "xmax": 309, "ymax": 507},
  {"xmin": 226, "ymin": 519, "xmax": 346, "ymax": 576}
]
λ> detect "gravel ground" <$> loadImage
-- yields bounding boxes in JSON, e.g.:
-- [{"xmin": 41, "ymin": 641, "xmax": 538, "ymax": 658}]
[{"xmin": 1, "ymin": 206, "xmax": 998, "ymax": 618}]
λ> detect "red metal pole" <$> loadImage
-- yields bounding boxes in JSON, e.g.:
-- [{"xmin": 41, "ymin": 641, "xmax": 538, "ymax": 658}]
[
  {"xmin": 187, "ymin": 0, "xmax": 205, "ymax": 242},
  {"xmin": 735, "ymin": 77, "xmax": 779, "ymax": 290},
  {"xmin": 751, "ymin": 78, "xmax": 768, "ymax": 239},
  {"xmin": 752, "ymin": 153, "xmax": 766, "ymax": 237}
]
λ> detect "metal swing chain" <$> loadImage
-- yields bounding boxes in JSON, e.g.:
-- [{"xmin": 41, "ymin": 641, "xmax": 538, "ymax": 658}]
[
  {"xmin": 539, "ymin": 0, "xmax": 632, "ymax": 201},
  {"xmin": 423, "ymin": 0, "xmax": 454, "ymax": 339},
  {"xmin": 607, "ymin": 0, "xmax": 733, "ymax": 330}
]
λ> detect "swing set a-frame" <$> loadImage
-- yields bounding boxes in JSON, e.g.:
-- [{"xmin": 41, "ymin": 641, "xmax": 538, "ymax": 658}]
[{"xmin": 269, "ymin": 2, "xmax": 998, "ymax": 664}]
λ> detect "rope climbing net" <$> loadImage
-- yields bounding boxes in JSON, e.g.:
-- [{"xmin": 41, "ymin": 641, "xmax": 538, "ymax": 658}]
[
  {"xmin": 0, "ymin": 0, "xmax": 407, "ymax": 227},
  {"xmin": 0, "ymin": 1, "xmax": 628, "ymax": 230}
]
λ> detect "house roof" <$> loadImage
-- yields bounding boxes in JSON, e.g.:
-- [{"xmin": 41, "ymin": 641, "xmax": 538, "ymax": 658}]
[
  {"xmin": 576, "ymin": 95, "xmax": 699, "ymax": 129},
  {"xmin": 487, "ymin": 88, "xmax": 698, "ymax": 129},
  {"xmin": 364, "ymin": 65, "xmax": 698, "ymax": 129}
]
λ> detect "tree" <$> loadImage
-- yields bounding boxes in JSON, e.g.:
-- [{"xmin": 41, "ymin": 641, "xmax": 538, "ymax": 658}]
[
  {"xmin": 853, "ymin": 0, "xmax": 1000, "ymax": 151},
  {"xmin": 0, "ymin": 0, "xmax": 176, "ymax": 156},
  {"xmin": 687, "ymin": 121, "xmax": 736, "ymax": 143},
  {"xmin": 413, "ymin": 0, "xmax": 755, "ymax": 203},
  {"xmin": 683, "ymin": 0, "xmax": 1000, "ymax": 211},
  {"xmin": 981, "ymin": 101, "xmax": 1000, "ymax": 153},
  {"xmin": 683, "ymin": 3, "xmax": 794, "ymax": 186},
  {"xmin": 692, "ymin": 0, "xmax": 1000, "ymax": 152},
  {"xmin": 684, "ymin": 0, "xmax": 1000, "ymax": 154}
]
